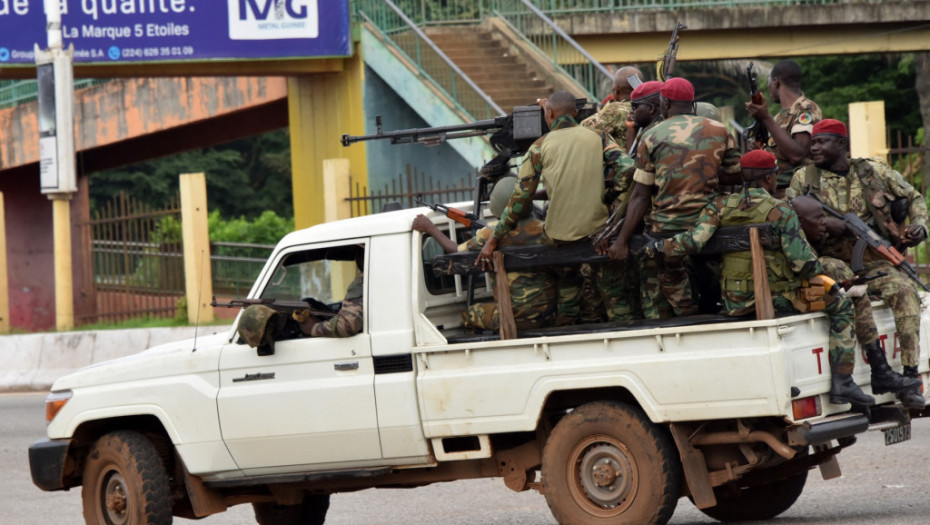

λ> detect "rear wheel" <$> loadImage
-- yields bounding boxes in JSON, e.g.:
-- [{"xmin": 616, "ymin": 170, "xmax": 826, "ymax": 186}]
[
  {"xmin": 541, "ymin": 401, "xmax": 682, "ymax": 525},
  {"xmin": 81, "ymin": 430, "xmax": 172, "ymax": 525},
  {"xmin": 698, "ymin": 469, "xmax": 808, "ymax": 522},
  {"xmin": 252, "ymin": 494, "xmax": 330, "ymax": 525}
]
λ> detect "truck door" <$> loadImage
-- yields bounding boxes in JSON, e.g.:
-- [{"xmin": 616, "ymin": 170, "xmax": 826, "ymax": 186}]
[{"xmin": 216, "ymin": 241, "xmax": 382, "ymax": 473}]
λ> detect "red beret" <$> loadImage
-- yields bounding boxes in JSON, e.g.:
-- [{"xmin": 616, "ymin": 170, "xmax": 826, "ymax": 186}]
[
  {"xmin": 812, "ymin": 119, "xmax": 847, "ymax": 138},
  {"xmin": 659, "ymin": 77, "xmax": 694, "ymax": 102},
  {"xmin": 631, "ymin": 81, "xmax": 664, "ymax": 102},
  {"xmin": 741, "ymin": 150, "xmax": 776, "ymax": 170}
]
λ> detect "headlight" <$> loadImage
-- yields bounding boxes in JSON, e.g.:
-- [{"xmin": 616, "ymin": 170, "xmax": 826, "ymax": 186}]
[{"xmin": 45, "ymin": 391, "xmax": 72, "ymax": 423}]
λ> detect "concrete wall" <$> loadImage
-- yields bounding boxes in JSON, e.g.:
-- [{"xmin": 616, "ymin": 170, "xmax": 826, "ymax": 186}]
[{"xmin": 0, "ymin": 325, "xmax": 227, "ymax": 392}]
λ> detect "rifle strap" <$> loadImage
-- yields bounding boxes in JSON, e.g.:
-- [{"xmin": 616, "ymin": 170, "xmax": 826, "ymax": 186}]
[{"xmin": 850, "ymin": 158, "xmax": 901, "ymax": 243}]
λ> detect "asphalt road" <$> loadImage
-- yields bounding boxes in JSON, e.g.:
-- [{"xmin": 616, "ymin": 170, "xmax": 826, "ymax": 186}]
[{"xmin": 5, "ymin": 391, "xmax": 930, "ymax": 525}]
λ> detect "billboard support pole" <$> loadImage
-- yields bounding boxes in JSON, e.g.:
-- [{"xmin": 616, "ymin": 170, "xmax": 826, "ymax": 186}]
[{"xmin": 36, "ymin": 0, "xmax": 76, "ymax": 331}]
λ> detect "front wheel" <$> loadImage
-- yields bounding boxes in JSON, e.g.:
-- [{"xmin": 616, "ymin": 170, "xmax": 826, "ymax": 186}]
[
  {"xmin": 253, "ymin": 494, "xmax": 330, "ymax": 525},
  {"xmin": 82, "ymin": 430, "xmax": 172, "ymax": 525},
  {"xmin": 541, "ymin": 401, "xmax": 682, "ymax": 525},
  {"xmin": 698, "ymin": 469, "xmax": 808, "ymax": 522}
]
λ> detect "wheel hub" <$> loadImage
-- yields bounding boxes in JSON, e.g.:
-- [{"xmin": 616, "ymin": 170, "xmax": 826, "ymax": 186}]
[
  {"xmin": 578, "ymin": 442, "xmax": 635, "ymax": 508},
  {"xmin": 103, "ymin": 471, "xmax": 129, "ymax": 525}
]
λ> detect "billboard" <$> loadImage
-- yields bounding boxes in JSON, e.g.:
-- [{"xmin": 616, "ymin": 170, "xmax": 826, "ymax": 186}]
[{"xmin": 0, "ymin": 0, "xmax": 351, "ymax": 65}]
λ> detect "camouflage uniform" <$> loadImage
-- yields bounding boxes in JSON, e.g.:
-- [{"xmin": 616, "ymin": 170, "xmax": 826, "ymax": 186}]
[
  {"xmin": 633, "ymin": 114, "xmax": 741, "ymax": 318},
  {"xmin": 461, "ymin": 218, "xmax": 557, "ymax": 331},
  {"xmin": 717, "ymin": 188, "xmax": 857, "ymax": 373},
  {"xmin": 788, "ymin": 159, "xmax": 928, "ymax": 367},
  {"xmin": 311, "ymin": 274, "xmax": 364, "ymax": 338},
  {"xmin": 581, "ymin": 100, "xmax": 632, "ymax": 151},
  {"xmin": 818, "ymin": 256, "xmax": 880, "ymax": 346},
  {"xmin": 768, "ymin": 95, "xmax": 822, "ymax": 188},
  {"xmin": 494, "ymin": 115, "xmax": 636, "ymax": 325}
]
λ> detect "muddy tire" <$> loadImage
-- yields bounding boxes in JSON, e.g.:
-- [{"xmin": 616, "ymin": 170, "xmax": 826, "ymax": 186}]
[
  {"xmin": 82, "ymin": 430, "xmax": 172, "ymax": 525},
  {"xmin": 698, "ymin": 470, "xmax": 808, "ymax": 522},
  {"xmin": 541, "ymin": 401, "xmax": 682, "ymax": 525},
  {"xmin": 253, "ymin": 494, "xmax": 330, "ymax": 525}
]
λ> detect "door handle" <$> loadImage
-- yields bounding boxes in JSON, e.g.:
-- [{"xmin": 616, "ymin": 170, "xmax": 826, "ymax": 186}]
[{"xmin": 334, "ymin": 361, "xmax": 359, "ymax": 371}]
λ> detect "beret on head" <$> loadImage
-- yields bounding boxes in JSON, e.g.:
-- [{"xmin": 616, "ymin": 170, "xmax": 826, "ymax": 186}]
[
  {"xmin": 741, "ymin": 150, "xmax": 777, "ymax": 170},
  {"xmin": 659, "ymin": 77, "xmax": 694, "ymax": 102},
  {"xmin": 812, "ymin": 118, "xmax": 848, "ymax": 138},
  {"xmin": 631, "ymin": 81, "xmax": 664, "ymax": 102}
]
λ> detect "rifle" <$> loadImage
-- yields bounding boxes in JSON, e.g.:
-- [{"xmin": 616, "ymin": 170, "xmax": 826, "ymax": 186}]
[
  {"xmin": 211, "ymin": 297, "xmax": 337, "ymax": 319},
  {"xmin": 817, "ymin": 202, "xmax": 929, "ymax": 291},
  {"xmin": 744, "ymin": 62, "xmax": 770, "ymax": 149},
  {"xmin": 657, "ymin": 21, "xmax": 686, "ymax": 81},
  {"xmin": 415, "ymin": 195, "xmax": 488, "ymax": 230}
]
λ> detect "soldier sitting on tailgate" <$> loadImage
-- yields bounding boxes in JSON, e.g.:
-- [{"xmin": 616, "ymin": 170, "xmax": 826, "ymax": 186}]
[{"xmin": 413, "ymin": 176, "xmax": 557, "ymax": 332}]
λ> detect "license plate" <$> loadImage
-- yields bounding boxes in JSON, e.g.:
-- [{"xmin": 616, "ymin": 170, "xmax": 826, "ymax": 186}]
[{"xmin": 884, "ymin": 423, "xmax": 911, "ymax": 446}]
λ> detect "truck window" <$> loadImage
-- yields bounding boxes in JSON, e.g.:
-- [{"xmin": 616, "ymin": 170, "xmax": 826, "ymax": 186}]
[
  {"xmin": 422, "ymin": 225, "xmax": 474, "ymax": 295},
  {"xmin": 261, "ymin": 244, "xmax": 364, "ymax": 309}
]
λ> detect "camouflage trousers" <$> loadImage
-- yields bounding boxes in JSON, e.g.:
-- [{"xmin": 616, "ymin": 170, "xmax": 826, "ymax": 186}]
[
  {"xmin": 774, "ymin": 290, "xmax": 857, "ymax": 374},
  {"xmin": 862, "ymin": 261, "xmax": 921, "ymax": 367},
  {"xmin": 463, "ymin": 270, "xmax": 558, "ymax": 332},
  {"xmin": 639, "ymin": 254, "xmax": 697, "ymax": 320},
  {"xmin": 597, "ymin": 260, "xmax": 643, "ymax": 322},
  {"xmin": 559, "ymin": 261, "xmax": 643, "ymax": 325},
  {"xmin": 818, "ymin": 256, "xmax": 880, "ymax": 346}
]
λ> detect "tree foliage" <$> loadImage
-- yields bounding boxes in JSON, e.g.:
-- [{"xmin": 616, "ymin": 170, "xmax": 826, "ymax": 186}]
[{"xmin": 88, "ymin": 129, "xmax": 293, "ymax": 220}]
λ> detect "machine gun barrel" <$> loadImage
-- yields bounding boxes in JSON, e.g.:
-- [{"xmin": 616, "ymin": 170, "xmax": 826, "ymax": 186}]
[{"xmin": 341, "ymin": 115, "xmax": 507, "ymax": 147}]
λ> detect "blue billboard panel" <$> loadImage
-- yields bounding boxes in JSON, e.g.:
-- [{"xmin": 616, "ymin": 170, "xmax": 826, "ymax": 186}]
[{"xmin": 0, "ymin": 0, "xmax": 351, "ymax": 65}]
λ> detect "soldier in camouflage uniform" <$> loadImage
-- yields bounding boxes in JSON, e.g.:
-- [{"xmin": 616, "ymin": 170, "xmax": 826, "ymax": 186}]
[
  {"xmin": 787, "ymin": 119, "xmax": 928, "ymax": 406},
  {"xmin": 719, "ymin": 151, "xmax": 873, "ymax": 405},
  {"xmin": 413, "ymin": 177, "xmax": 557, "ymax": 332},
  {"xmin": 609, "ymin": 77, "xmax": 741, "ymax": 319},
  {"xmin": 477, "ymin": 91, "xmax": 636, "ymax": 325},
  {"xmin": 297, "ymin": 272, "xmax": 364, "ymax": 338},
  {"xmin": 745, "ymin": 59, "xmax": 822, "ymax": 196},
  {"xmin": 792, "ymin": 196, "xmax": 924, "ymax": 407},
  {"xmin": 581, "ymin": 66, "xmax": 642, "ymax": 150}
]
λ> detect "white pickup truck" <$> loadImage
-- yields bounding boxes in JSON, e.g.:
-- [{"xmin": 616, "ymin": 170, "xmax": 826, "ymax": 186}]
[{"xmin": 29, "ymin": 205, "xmax": 928, "ymax": 525}]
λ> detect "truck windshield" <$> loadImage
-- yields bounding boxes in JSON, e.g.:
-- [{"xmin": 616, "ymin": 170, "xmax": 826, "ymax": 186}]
[{"xmin": 260, "ymin": 245, "xmax": 363, "ymax": 306}]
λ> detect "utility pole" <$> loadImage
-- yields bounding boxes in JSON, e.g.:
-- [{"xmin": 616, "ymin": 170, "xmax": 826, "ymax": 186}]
[{"xmin": 35, "ymin": 0, "xmax": 76, "ymax": 331}]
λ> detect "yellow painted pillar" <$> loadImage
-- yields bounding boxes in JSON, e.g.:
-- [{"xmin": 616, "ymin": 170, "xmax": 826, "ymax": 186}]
[
  {"xmin": 179, "ymin": 172, "xmax": 215, "ymax": 325},
  {"xmin": 0, "ymin": 192, "xmax": 9, "ymax": 334},
  {"xmin": 848, "ymin": 101, "xmax": 888, "ymax": 162},
  {"xmin": 323, "ymin": 158, "xmax": 356, "ymax": 293},
  {"xmin": 288, "ymin": 44, "xmax": 368, "ymax": 230},
  {"xmin": 51, "ymin": 194, "xmax": 74, "ymax": 331}
]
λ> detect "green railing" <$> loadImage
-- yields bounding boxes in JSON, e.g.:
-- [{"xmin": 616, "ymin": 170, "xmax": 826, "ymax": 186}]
[
  {"xmin": 529, "ymin": 0, "xmax": 844, "ymax": 12},
  {"xmin": 357, "ymin": 0, "xmax": 504, "ymax": 121},
  {"xmin": 0, "ymin": 78, "xmax": 106, "ymax": 109}
]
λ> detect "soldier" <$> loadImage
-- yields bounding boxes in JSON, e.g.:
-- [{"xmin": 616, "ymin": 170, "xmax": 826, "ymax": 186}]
[
  {"xmin": 627, "ymin": 80, "xmax": 664, "ymax": 158},
  {"xmin": 476, "ymin": 91, "xmax": 636, "ymax": 325},
  {"xmin": 581, "ymin": 66, "xmax": 643, "ymax": 150},
  {"xmin": 297, "ymin": 252, "xmax": 364, "ymax": 338},
  {"xmin": 718, "ymin": 151, "xmax": 873, "ymax": 405},
  {"xmin": 788, "ymin": 119, "xmax": 927, "ymax": 398},
  {"xmin": 792, "ymin": 195, "xmax": 924, "ymax": 407},
  {"xmin": 608, "ymin": 77, "xmax": 741, "ymax": 318},
  {"xmin": 745, "ymin": 59, "xmax": 822, "ymax": 197},
  {"xmin": 413, "ymin": 176, "xmax": 557, "ymax": 331}
]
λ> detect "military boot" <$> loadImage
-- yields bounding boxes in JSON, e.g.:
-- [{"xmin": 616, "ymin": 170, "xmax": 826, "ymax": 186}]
[
  {"xmin": 829, "ymin": 373, "xmax": 876, "ymax": 406},
  {"xmin": 864, "ymin": 341, "xmax": 922, "ymax": 394},
  {"xmin": 897, "ymin": 366, "xmax": 926, "ymax": 409}
]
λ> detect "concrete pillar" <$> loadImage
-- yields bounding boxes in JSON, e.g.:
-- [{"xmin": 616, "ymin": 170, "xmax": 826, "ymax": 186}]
[
  {"xmin": 288, "ymin": 46, "xmax": 368, "ymax": 230},
  {"xmin": 179, "ymin": 172, "xmax": 214, "ymax": 324},
  {"xmin": 51, "ymin": 194, "xmax": 74, "ymax": 331},
  {"xmin": 323, "ymin": 158, "xmax": 356, "ymax": 293},
  {"xmin": 0, "ymin": 192, "xmax": 8, "ymax": 334},
  {"xmin": 848, "ymin": 101, "xmax": 888, "ymax": 162}
]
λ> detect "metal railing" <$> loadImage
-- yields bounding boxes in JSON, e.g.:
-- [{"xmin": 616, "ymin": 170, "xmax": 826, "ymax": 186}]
[
  {"xmin": 356, "ymin": 0, "xmax": 504, "ymax": 121},
  {"xmin": 523, "ymin": 0, "xmax": 847, "ymax": 12},
  {"xmin": 490, "ymin": 0, "xmax": 611, "ymax": 100},
  {"xmin": 346, "ymin": 164, "xmax": 477, "ymax": 217},
  {"xmin": 0, "ymin": 78, "xmax": 106, "ymax": 109}
]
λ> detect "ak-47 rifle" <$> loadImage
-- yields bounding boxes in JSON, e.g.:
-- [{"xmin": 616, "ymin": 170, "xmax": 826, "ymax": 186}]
[
  {"xmin": 415, "ymin": 195, "xmax": 488, "ymax": 230},
  {"xmin": 744, "ymin": 62, "xmax": 770, "ymax": 149},
  {"xmin": 211, "ymin": 297, "xmax": 338, "ymax": 318},
  {"xmin": 817, "ymin": 201, "xmax": 929, "ymax": 291},
  {"xmin": 657, "ymin": 21, "xmax": 686, "ymax": 82}
]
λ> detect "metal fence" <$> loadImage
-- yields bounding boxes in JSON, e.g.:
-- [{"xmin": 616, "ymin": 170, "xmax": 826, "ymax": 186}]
[
  {"xmin": 211, "ymin": 242, "xmax": 274, "ymax": 298},
  {"xmin": 0, "ymin": 79, "xmax": 107, "ymax": 109},
  {"xmin": 346, "ymin": 164, "xmax": 478, "ymax": 216}
]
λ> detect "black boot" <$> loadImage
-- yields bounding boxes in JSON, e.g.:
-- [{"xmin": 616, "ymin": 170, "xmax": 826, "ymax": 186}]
[
  {"xmin": 830, "ymin": 373, "xmax": 876, "ymax": 406},
  {"xmin": 898, "ymin": 366, "xmax": 926, "ymax": 409},
  {"xmin": 864, "ymin": 342, "xmax": 922, "ymax": 394}
]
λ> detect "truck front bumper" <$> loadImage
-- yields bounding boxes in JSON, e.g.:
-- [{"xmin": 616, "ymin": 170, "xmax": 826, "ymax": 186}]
[
  {"xmin": 787, "ymin": 413, "xmax": 870, "ymax": 446},
  {"xmin": 29, "ymin": 438, "xmax": 71, "ymax": 491}
]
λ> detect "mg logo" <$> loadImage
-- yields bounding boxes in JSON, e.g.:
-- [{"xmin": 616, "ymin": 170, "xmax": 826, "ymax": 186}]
[{"xmin": 228, "ymin": 0, "xmax": 319, "ymax": 40}]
